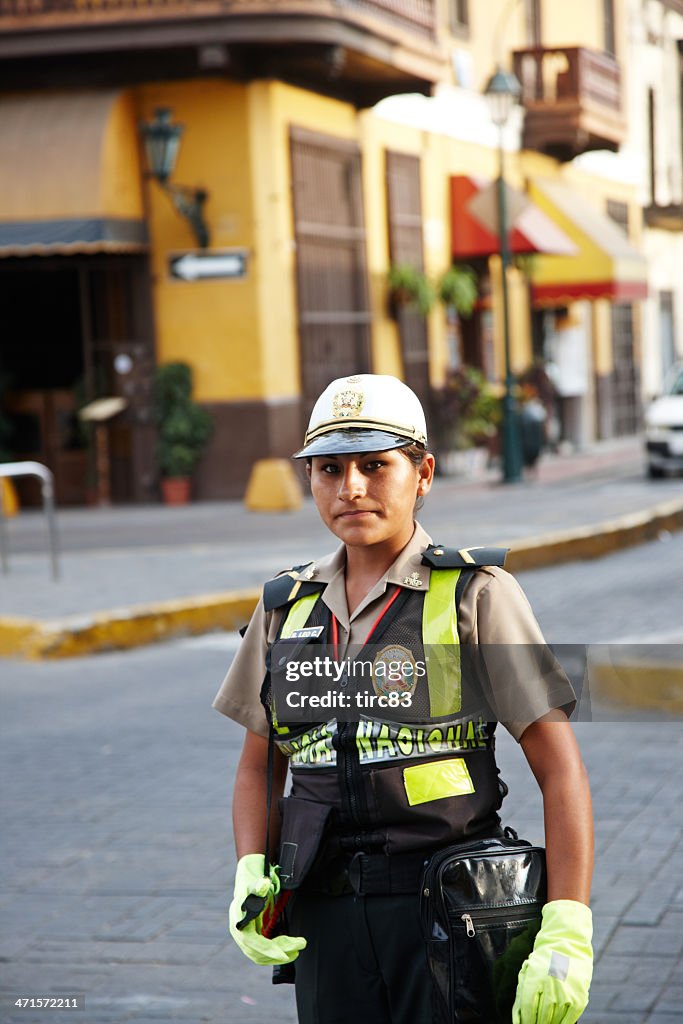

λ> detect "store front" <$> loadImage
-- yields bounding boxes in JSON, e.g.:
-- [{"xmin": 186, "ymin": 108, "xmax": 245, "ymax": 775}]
[
  {"xmin": 0, "ymin": 89, "xmax": 157, "ymax": 504},
  {"xmin": 529, "ymin": 179, "xmax": 649, "ymax": 439}
]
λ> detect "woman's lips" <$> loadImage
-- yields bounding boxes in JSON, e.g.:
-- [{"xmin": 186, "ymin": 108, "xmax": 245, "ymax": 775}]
[{"xmin": 338, "ymin": 509, "xmax": 376, "ymax": 518}]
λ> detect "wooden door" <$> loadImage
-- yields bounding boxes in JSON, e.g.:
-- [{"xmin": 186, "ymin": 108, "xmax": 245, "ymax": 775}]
[{"xmin": 290, "ymin": 128, "xmax": 372, "ymax": 421}]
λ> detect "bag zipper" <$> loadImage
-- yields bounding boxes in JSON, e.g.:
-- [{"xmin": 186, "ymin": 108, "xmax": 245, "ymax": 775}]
[{"xmin": 460, "ymin": 904, "xmax": 540, "ymax": 938}]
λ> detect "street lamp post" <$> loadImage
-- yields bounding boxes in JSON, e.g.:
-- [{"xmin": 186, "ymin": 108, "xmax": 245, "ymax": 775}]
[{"xmin": 484, "ymin": 66, "xmax": 523, "ymax": 483}]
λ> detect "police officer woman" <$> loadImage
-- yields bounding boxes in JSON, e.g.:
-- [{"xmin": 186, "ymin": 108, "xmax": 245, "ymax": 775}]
[{"xmin": 214, "ymin": 374, "xmax": 594, "ymax": 1024}]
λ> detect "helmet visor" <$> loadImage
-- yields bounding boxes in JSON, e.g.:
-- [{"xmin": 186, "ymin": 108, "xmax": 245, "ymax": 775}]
[{"xmin": 292, "ymin": 428, "xmax": 415, "ymax": 459}]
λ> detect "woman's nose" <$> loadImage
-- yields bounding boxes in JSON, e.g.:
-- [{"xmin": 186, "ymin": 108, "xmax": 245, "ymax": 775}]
[{"xmin": 337, "ymin": 464, "xmax": 366, "ymax": 500}]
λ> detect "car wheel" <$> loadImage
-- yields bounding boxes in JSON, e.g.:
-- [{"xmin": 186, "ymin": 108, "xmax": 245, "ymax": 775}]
[{"xmin": 647, "ymin": 463, "xmax": 665, "ymax": 479}]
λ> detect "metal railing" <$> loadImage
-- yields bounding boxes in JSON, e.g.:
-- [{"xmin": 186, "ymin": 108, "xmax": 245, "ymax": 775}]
[{"xmin": 0, "ymin": 462, "xmax": 60, "ymax": 582}]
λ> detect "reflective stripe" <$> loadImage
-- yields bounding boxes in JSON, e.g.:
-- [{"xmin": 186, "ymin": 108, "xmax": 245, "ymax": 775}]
[
  {"xmin": 422, "ymin": 567, "xmax": 462, "ymax": 717},
  {"xmin": 402, "ymin": 757, "xmax": 474, "ymax": 806},
  {"xmin": 277, "ymin": 570, "xmax": 463, "ymax": 721},
  {"xmin": 280, "ymin": 592, "xmax": 321, "ymax": 638},
  {"xmin": 271, "ymin": 593, "xmax": 322, "ymax": 734}
]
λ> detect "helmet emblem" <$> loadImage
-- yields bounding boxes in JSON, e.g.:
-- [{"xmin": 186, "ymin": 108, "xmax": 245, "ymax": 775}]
[{"xmin": 331, "ymin": 388, "xmax": 365, "ymax": 419}]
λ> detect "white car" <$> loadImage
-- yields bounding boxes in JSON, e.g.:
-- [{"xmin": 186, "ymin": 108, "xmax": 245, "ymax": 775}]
[{"xmin": 645, "ymin": 362, "xmax": 683, "ymax": 477}]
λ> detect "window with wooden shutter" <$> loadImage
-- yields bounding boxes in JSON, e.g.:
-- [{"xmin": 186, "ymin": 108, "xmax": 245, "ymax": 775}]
[{"xmin": 385, "ymin": 150, "xmax": 431, "ymax": 412}]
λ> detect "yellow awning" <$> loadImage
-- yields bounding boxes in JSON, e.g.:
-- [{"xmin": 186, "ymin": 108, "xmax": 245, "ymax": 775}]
[
  {"xmin": 529, "ymin": 179, "xmax": 648, "ymax": 306},
  {"xmin": 0, "ymin": 89, "xmax": 147, "ymax": 256}
]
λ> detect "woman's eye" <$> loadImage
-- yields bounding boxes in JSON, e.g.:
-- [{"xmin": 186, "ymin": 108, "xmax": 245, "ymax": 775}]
[
  {"xmin": 321, "ymin": 463, "xmax": 339, "ymax": 474},
  {"xmin": 363, "ymin": 460, "xmax": 384, "ymax": 471}
]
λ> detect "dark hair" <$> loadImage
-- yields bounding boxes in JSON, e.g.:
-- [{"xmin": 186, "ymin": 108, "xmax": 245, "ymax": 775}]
[
  {"xmin": 398, "ymin": 442, "xmax": 430, "ymax": 512},
  {"xmin": 398, "ymin": 441, "xmax": 427, "ymax": 466}
]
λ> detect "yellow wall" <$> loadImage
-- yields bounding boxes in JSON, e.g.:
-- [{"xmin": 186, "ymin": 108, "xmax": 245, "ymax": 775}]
[
  {"xmin": 137, "ymin": 79, "xmax": 368, "ymax": 405},
  {"xmin": 440, "ymin": 0, "xmax": 527, "ymax": 91},
  {"xmin": 101, "ymin": 92, "xmax": 145, "ymax": 220},
  {"xmin": 135, "ymin": 79, "xmax": 258, "ymax": 403},
  {"xmin": 592, "ymin": 300, "xmax": 613, "ymax": 375},
  {"xmin": 439, "ymin": 0, "xmax": 609, "ymax": 89},
  {"xmin": 541, "ymin": 0, "xmax": 604, "ymax": 50},
  {"xmin": 137, "ymin": 65, "xmax": 640, "ymax": 408}
]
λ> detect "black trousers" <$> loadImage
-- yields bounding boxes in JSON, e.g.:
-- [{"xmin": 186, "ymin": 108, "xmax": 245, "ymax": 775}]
[{"xmin": 288, "ymin": 889, "xmax": 434, "ymax": 1024}]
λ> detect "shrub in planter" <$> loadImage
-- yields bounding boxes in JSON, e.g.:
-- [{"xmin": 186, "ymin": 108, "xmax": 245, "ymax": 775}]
[
  {"xmin": 153, "ymin": 363, "xmax": 213, "ymax": 502},
  {"xmin": 431, "ymin": 366, "xmax": 502, "ymax": 456}
]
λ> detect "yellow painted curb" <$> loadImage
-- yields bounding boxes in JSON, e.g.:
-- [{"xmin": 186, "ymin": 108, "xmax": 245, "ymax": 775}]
[
  {"xmin": 505, "ymin": 497, "xmax": 683, "ymax": 573},
  {"xmin": 0, "ymin": 591, "xmax": 260, "ymax": 660},
  {"xmin": 1, "ymin": 497, "xmax": 682, "ymax": 662},
  {"xmin": 588, "ymin": 651, "xmax": 683, "ymax": 714},
  {"xmin": 0, "ymin": 615, "xmax": 41, "ymax": 658}
]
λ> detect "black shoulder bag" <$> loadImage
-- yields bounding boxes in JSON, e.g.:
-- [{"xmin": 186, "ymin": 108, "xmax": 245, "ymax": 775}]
[{"xmin": 420, "ymin": 827, "xmax": 547, "ymax": 1024}]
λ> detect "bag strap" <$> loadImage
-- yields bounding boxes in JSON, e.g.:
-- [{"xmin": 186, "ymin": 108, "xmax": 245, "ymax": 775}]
[{"xmin": 264, "ymin": 726, "xmax": 275, "ymax": 876}]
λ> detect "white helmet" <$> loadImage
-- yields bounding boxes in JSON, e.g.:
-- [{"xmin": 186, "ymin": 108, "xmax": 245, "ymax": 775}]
[{"xmin": 293, "ymin": 374, "xmax": 427, "ymax": 459}]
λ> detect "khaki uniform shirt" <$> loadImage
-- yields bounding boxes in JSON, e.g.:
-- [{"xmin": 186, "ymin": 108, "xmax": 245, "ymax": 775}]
[{"xmin": 212, "ymin": 522, "xmax": 575, "ymax": 742}]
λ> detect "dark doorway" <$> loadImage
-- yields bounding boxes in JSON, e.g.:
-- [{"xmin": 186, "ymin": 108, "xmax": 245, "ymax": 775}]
[{"xmin": 0, "ymin": 256, "xmax": 156, "ymax": 505}]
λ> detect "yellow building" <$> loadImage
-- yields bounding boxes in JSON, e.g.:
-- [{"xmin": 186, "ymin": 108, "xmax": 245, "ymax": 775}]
[{"xmin": 0, "ymin": 0, "xmax": 657, "ymax": 501}]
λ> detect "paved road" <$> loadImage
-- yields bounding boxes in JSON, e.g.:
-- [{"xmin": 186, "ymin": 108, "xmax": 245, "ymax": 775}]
[
  {"xmin": 1, "ymin": 537, "xmax": 682, "ymax": 1024},
  {"xmin": 2, "ymin": 469, "xmax": 682, "ymax": 621}
]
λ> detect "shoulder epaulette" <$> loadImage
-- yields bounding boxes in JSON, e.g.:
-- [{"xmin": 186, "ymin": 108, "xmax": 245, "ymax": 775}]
[
  {"xmin": 421, "ymin": 544, "xmax": 508, "ymax": 569},
  {"xmin": 263, "ymin": 565, "xmax": 325, "ymax": 612}
]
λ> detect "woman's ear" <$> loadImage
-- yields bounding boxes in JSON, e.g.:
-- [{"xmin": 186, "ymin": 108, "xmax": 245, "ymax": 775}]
[{"xmin": 417, "ymin": 453, "xmax": 435, "ymax": 495}]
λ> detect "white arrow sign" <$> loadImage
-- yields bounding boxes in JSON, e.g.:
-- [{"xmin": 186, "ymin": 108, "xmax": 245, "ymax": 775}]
[{"xmin": 170, "ymin": 251, "xmax": 248, "ymax": 281}]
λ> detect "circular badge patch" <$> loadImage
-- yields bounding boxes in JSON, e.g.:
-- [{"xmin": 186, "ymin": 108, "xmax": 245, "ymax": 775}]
[{"xmin": 372, "ymin": 645, "xmax": 418, "ymax": 698}]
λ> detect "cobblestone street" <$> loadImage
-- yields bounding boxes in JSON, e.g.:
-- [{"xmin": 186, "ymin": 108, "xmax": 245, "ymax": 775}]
[{"xmin": 1, "ymin": 623, "xmax": 681, "ymax": 1023}]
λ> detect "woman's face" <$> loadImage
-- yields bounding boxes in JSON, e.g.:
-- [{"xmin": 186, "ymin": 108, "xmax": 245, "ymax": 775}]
[{"xmin": 307, "ymin": 448, "xmax": 435, "ymax": 550}]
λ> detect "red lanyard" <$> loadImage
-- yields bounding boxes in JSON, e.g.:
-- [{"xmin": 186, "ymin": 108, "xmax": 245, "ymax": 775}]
[{"xmin": 330, "ymin": 584, "xmax": 402, "ymax": 661}]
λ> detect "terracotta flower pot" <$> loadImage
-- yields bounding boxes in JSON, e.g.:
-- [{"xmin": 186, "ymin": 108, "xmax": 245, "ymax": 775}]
[{"xmin": 161, "ymin": 477, "xmax": 191, "ymax": 505}]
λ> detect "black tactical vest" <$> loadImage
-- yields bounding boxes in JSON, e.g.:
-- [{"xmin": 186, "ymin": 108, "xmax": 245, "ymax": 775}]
[{"xmin": 261, "ymin": 545, "xmax": 509, "ymax": 857}]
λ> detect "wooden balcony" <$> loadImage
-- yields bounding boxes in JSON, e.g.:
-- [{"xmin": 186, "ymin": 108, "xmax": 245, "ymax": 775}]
[
  {"xmin": 512, "ymin": 46, "xmax": 625, "ymax": 162},
  {"xmin": 0, "ymin": 0, "xmax": 445, "ymax": 105}
]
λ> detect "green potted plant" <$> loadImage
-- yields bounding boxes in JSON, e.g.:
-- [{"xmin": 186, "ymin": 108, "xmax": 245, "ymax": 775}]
[
  {"xmin": 153, "ymin": 362, "xmax": 213, "ymax": 505},
  {"xmin": 431, "ymin": 366, "xmax": 502, "ymax": 474},
  {"xmin": 436, "ymin": 264, "xmax": 478, "ymax": 316},
  {"xmin": 387, "ymin": 263, "xmax": 436, "ymax": 317}
]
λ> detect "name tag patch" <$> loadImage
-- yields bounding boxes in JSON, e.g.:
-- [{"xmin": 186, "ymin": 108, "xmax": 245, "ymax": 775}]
[{"xmin": 289, "ymin": 625, "xmax": 325, "ymax": 640}]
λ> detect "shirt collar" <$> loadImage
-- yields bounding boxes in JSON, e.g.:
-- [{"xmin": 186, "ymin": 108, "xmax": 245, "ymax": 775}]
[
  {"xmin": 288, "ymin": 521, "xmax": 434, "ymax": 615},
  {"xmin": 385, "ymin": 521, "xmax": 433, "ymax": 591}
]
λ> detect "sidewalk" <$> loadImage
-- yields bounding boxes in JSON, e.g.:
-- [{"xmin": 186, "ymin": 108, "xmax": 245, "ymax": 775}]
[{"xmin": 1, "ymin": 437, "xmax": 682, "ymax": 670}]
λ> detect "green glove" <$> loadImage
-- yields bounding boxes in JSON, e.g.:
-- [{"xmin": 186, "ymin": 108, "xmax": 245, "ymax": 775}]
[
  {"xmin": 228, "ymin": 854, "xmax": 307, "ymax": 966},
  {"xmin": 512, "ymin": 900, "xmax": 593, "ymax": 1024}
]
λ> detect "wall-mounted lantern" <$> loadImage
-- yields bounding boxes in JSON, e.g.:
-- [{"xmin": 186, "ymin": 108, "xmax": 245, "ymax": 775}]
[{"xmin": 140, "ymin": 108, "xmax": 210, "ymax": 249}]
